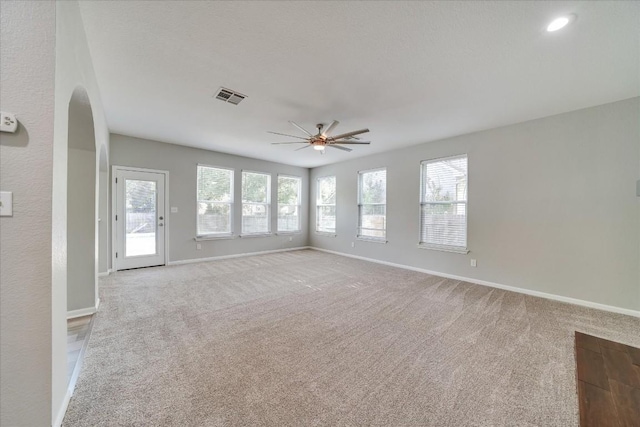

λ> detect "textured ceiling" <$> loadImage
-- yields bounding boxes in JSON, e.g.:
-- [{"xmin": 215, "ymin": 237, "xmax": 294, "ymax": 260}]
[{"xmin": 79, "ymin": 1, "xmax": 640, "ymax": 168}]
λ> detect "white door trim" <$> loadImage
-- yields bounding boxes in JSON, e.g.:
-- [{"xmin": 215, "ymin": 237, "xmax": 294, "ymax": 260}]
[{"xmin": 111, "ymin": 165, "xmax": 170, "ymax": 270}]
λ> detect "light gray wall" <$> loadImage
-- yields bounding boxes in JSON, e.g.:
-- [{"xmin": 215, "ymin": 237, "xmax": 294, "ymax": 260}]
[
  {"xmin": 0, "ymin": 1, "xmax": 55, "ymax": 425},
  {"xmin": 310, "ymin": 98, "xmax": 640, "ymax": 312},
  {"xmin": 67, "ymin": 90, "xmax": 97, "ymax": 313},
  {"xmin": 110, "ymin": 134, "xmax": 310, "ymax": 264},
  {"xmin": 67, "ymin": 147, "xmax": 96, "ymax": 311},
  {"xmin": 99, "ymin": 169, "xmax": 109, "ymax": 273},
  {"xmin": 0, "ymin": 2, "xmax": 107, "ymax": 423},
  {"xmin": 52, "ymin": 1, "xmax": 110, "ymax": 423}
]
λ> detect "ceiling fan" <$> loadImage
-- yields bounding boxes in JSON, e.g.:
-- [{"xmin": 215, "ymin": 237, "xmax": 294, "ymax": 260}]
[{"xmin": 268, "ymin": 120, "xmax": 370, "ymax": 154}]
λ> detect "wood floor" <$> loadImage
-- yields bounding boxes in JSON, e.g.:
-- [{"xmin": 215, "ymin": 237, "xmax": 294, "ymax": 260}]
[
  {"xmin": 575, "ymin": 331, "xmax": 640, "ymax": 427},
  {"xmin": 67, "ymin": 315, "xmax": 93, "ymax": 386}
]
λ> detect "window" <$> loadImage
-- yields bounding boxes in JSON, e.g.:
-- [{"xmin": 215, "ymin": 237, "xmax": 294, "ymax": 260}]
[
  {"xmin": 277, "ymin": 175, "xmax": 301, "ymax": 233},
  {"xmin": 242, "ymin": 171, "xmax": 271, "ymax": 235},
  {"xmin": 316, "ymin": 176, "xmax": 336, "ymax": 234},
  {"xmin": 197, "ymin": 165, "xmax": 233, "ymax": 236},
  {"xmin": 419, "ymin": 155, "xmax": 468, "ymax": 252},
  {"xmin": 357, "ymin": 168, "xmax": 387, "ymax": 240}
]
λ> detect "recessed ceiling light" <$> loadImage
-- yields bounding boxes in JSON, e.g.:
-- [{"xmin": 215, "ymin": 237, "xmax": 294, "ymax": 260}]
[{"xmin": 547, "ymin": 15, "xmax": 575, "ymax": 32}]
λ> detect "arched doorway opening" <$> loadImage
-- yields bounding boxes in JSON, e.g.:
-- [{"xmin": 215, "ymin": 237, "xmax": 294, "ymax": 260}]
[
  {"xmin": 66, "ymin": 87, "xmax": 97, "ymax": 382},
  {"xmin": 98, "ymin": 145, "xmax": 109, "ymax": 275}
]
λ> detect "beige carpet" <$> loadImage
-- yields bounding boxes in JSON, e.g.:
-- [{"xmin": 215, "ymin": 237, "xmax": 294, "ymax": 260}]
[{"xmin": 63, "ymin": 249, "xmax": 639, "ymax": 426}]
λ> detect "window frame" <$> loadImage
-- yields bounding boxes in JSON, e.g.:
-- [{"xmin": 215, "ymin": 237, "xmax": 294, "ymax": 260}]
[
  {"xmin": 315, "ymin": 175, "xmax": 337, "ymax": 235},
  {"xmin": 196, "ymin": 164, "xmax": 235, "ymax": 239},
  {"xmin": 276, "ymin": 174, "xmax": 302, "ymax": 234},
  {"xmin": 418, "ymin": 154, "xmax": 469, "ymax": 254},
  {"xmin": 241, "ymin": 170, "xmax": 272, "ymax": 236},
  {"xmin": 357, "ymin": 167, "xmax": 387, "ymax": 242}
]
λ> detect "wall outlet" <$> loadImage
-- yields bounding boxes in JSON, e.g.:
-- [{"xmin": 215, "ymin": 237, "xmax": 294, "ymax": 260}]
[
  {"xmin": 351, "ymin": 242, "xmax": 355, "ymax": 248},
  {"xmin": 470, "ymin": 259, "xmax": 477, "ymax": 267},
  {"xmin": 288, "ymin": 236, "xmax": 293, "ymax": 242},
  {"xmin": 0, "ymin": 112, "xmax": 18, "ymax": 133},
  {"xmin": 196, "ymin": 243, "xmax": 202, "ymax": 250}
]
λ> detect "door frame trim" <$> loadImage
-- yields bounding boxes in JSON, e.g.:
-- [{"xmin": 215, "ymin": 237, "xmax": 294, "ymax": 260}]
[{"xmin": 111, "ymin": 165, "xmax": 170, "ymax": 271}]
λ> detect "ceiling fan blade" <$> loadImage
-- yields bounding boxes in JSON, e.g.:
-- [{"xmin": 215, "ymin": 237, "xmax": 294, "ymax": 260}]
[
  {"xmin": 330, "ymin": 128, "xmax": 370, "ymax": 140},
  {"xmin": 328, "ymin": 145, "xmax": 352, "ymax": 152},
  {"xmin": 271, "ymin": 141, "xmax": 309, "ymax": 144},
  {"xmin": 295, "ymin": 144, "xmax": 312, "ymax": 151},
  {"xmin": 289, "ymin": 121, "xmax": 313, "ymax": 137},
  {"xmin": 322, "ymin": 120, "xmax": 339, "ymax": 136},
  {"xmin": 331, "ymin": 141, "xmax": 371, "ymax": 144},
  {"xmin": 267, "ymin": 131, "xmax": 309, "ymax": 140}
]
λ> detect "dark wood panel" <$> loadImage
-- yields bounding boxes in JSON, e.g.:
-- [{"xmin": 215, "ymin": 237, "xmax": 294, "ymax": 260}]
[
  {"xmin": 609, "ymin": 379, "xmax": 640, "ymax": 427},
  {"xmin": 598, "ymin": 337, "xmax": 631, "ymax": 353},
  {"xmin": 601, "ymin": 347, "xmax": 640, "ymax": 389},
  {"xmin": 576, "ymin": 331, "xmax": 603, "ymax": 353},
  {"xmin": 626, "ymin": 345, "xmax": 640, "ymax": 367},
  {"xmin": 575, "ymin": 332, "xmax": 640, "ymax": 427},
  {"xmin": 578, "ymin": 380, "xmax": 621, "ymax": 427},
  {"xmin": 577, "ymin": 347, "xmax": 609, "ymax": 390}
]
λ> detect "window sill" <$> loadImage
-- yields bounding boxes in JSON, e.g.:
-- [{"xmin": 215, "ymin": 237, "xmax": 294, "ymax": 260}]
[
  {"xmin": 239, "ymin": 233, "xmax": 273, "ymax": 238},
  {"xmin": 275, "ymin": 231, "xmax": 301, "ymax": 236},
  {"xmin": 315, "ymin": 231, "xmax": 337, "ymax": 237},
  {"xmin": 417, "ymin": 244, "xmax": 469, "ymax": 254},
  {"xmin": 195, "ymin": 234, "xmax": 235, "ymax": 241},
  {"xmin": 356, "ymin": 237, "xmax": 387, "ymax": 244}
]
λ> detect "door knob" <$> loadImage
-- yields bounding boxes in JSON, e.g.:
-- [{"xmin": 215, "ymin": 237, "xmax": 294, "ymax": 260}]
[
  {"xmin": 159, "ymin": 216, "xmax": 164, "ymax": 220},
  {"xmin": 159, "ymin": 223, "xmax": 164, "ymax": 227}
]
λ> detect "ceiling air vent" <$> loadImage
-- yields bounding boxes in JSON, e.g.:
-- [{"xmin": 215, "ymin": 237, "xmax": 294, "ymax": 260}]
[
  {"xmin": 227, "ymin": 93, "xmax": 245, "ymax": 105},
  {"xmin": 215, "ymin": 87, "xmax": 246, "ymax": 105}
]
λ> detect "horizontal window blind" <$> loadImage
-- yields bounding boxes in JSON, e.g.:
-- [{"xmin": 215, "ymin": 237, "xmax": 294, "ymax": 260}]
[
  {"xmin": 242, "ymin": 171, "xmax": 271, "ymax": 234},
  {"xmin": 278, "ymin": 175, "xmax": 301, "ymax": 232},
  {"xmin": 197, "ymin": 166, "xmax": 233, "ymax": 236},
  {"xmin": 420, "ymin": 155, "xmax": 467, "ymax": 250},
  {"xmin": 316, "ymin": 176, "xmax": 336, "ymax": 233},
  {"xmin": 358, "ymin": 168, "xmax": 386, "ymax": 240}
]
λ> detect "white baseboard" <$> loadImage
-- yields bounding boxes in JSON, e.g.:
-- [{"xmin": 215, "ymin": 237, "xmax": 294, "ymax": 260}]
[
  {"xmin": 167, "ymin": 246, "xmax": 312, "ymax": 266},
  {"xmin": 67, "ymin": 298, "xmax": 100, "ymax": 319},
  {"xmin": 98, "ymin": 271, "xmax": 110, "ymax": 277},
  {"xmin": 53, "ymin": 388, "xmax": 72, "ymax": 427},
  {"xmin": 310, "ymin": 247, "xmax": 640, "ymax": 318}
]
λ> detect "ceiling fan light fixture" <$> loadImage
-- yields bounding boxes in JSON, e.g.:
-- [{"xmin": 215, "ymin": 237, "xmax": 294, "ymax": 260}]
[
  {"xmin": 546, "ymin": 14, "xmax": 575, "ymax": 32},
  {"xmin": 268, "ymin": 120, "xmax": 370, "ymax": 154}
]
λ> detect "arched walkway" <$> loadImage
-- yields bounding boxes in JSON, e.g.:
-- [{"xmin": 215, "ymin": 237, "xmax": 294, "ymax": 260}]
[
  {"xmin": 98, "ymin": 145, "xmax": 109, "ymax": 275},
  {"xmin": 66, "ymin": 87, "xmax": 98, "ymax": 382}
]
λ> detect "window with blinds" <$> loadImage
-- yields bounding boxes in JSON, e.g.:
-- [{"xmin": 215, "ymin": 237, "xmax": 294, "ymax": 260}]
[
  {"xmin": 242, "ymin": 171, "xmax": 271, "ymax": 235},
  {"xmin": 358, "ymin": 168, "xmax": 386, "ymax": 240},
  {"xmin": 316, "ymin": 176, "xmax": 336, "ymax": 233},
  {"xmin": 419, "ymin": 155, "xmax": 468, "ymax": 252},
  {"xmin": 197, "ymin": 165, "xmax": 234, "ymax": 236},
  {"xmin": 277, "ymin": 175, "xmax": 301, "ymax": 233}
]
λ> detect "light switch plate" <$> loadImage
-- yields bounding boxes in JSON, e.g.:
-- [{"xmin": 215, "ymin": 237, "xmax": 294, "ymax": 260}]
[
  {"xmin": 171, "ymin": 206, "xmax": 178, "ymax": 213},
  {"xmin": 0, "ymin": 191, "xmax": 13, "ymax": 216}
]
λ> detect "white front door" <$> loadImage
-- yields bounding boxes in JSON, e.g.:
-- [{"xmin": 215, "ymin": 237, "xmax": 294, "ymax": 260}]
[{"xmin": 114, "ymin": 168, "xmax": 166, "ymax": 270}]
